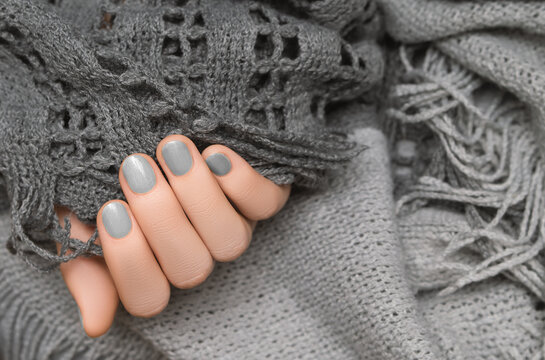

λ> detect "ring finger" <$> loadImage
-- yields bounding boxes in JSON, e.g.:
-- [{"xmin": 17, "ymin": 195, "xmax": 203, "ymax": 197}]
[{"xmin": 156, "ymin": 135, "xmax": 253, "ymax": 262}]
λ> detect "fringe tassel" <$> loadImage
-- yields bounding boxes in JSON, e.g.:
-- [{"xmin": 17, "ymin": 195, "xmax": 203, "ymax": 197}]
[
  {"xmin": 388, "ymin": 46, "xmax": 545, "ymax": 300},
  {"xmin": 0, "ymin": 136, "xmax": 103, "ymax": 271}
]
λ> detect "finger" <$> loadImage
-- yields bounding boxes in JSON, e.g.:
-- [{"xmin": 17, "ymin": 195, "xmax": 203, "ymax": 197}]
[
  {"xmin": 201, "ymin": 145, "xmax": 291, "ymax": 221},
  {"xmin": 156, "ymin": 135, "xmax": 253, "ymax": 262},
  {"xmin": 97, "ymin": 200, "xmax": 170, "ymax": 317},
  {"xmin": 119, "ymin": 153, "xmax": 213, "ymax": 288},
  {"xmin": 55, "ymin": 206, "xmax": 118, "ymax": 338}
]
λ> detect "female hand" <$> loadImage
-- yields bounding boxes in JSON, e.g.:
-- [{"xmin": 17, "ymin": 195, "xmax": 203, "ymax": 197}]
[{"xmin": 55, "ymin": 134, "xmax": 291, "ymax": 337}]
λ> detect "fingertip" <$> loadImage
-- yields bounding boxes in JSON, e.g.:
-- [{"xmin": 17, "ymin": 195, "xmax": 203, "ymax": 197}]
[
  {"xmin": 61, "ymin": 257, "xmax": 119, "ymax": 338},
  {"xmin": 201, "ymin": 145, "xmax": 291, "ymax": 221},
  {"xmin": 128, "ymin": 282, "xmax": 170, "ymax": 318},
  {"xmin": 98, "ymin": 199, "xmax": 130, "ymax": 218},
  {"xmin": 156, "ymin": 134, "xmax": 194, "ymax": 158},
  {"xmin": 171, "ymin": 258, "xmax": 214, "ymax": 289},
  {"xmin": 79, "ymin": 298, "xmax": 117, "ymax": 338},
  {"xmin": 256, "ymin": 183, "xmax": 291, "ymax": 220},
  {"xmin": 97, "ymin": 200, "xmax": 133, "ymax": 241},
  {"xmin": 202, "ymin": 145, "xmax": 235, "ymax": 178},
  {"xmin": 211, "ymin": 221, "xmax": 253, "ymax": 262},
  {"xmin": 156, "ymin": 134, "xmax": 200, "ymax": 178},
  {"xmin": 119, "ymin": 152, "xmax": 154, "ymax": 173},
  {"xmin": 98, "ymin": 199, "xmax": 172, "ymax": 319},
  {"xmin": 201, "ymin": 144, "xmax": 230, "ymax": 159}
]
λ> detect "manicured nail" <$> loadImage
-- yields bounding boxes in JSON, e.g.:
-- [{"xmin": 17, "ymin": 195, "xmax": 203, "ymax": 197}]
[
  {"xmin": 205, "ymin": 153, "xmax": 231, "ymax": 176},
  {"xmin": 162, "ymin": 140, "xmax": 193, "ymax": 176},
  {"xmin": 122, "ymin": 155, "xmax": 156, "ymax": 193},
  {"xmin": 102, "ymin": 202, "xmax": 132, "ymax": 238}
]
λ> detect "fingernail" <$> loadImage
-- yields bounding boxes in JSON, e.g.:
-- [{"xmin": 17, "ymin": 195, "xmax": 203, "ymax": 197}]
[
  {"xmin": 122, "ymin": 155, "xmax": 156, "ymax": 193},
  {"xmin": 102, "ymin": 202, "xmax": 132, "ymax": 238},
  {"xmin": 162, "ymin": 140, "xmax": 193, "ymax": 176},
  {"xmin": 205, "ymin": 153, "xmax": 231, "ymax": 176}
]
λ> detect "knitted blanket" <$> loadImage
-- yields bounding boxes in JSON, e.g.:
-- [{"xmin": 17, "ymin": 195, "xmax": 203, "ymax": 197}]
[
  {"xmin": 0, "ymin": 0, "xmax": 381, "ymax": 270},
  {"xmin": 2, "ymin": 0, "xmax": 545, "ymax": 359}
]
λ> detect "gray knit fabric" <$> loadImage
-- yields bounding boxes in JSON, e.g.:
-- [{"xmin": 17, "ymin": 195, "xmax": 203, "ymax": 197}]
[
  {"xmin": 1, "ymin": 128, "xmax": 444, "ymax": 359},
  {"xmin": 3, "ymin": 0, "xmax": 545, "ymax": 359},
  {"xmin": 2, "ymin": 127, "xmax": 544, "ymax": 359},
  {"xmin": 382, "ymin": 0, "xmax": 545, "ymax": 302},
  {"xmin": 0, "ymin": 0, "xmax": 381, "ymax": 270}
]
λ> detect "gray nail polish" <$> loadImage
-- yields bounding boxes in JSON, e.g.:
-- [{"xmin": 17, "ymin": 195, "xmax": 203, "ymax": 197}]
[
  {"xmin": 162, "ymin": 140, "xmax": 193, "ymax": 176},
  {"xmin": 102, "ymin": 202, "xmax": 132, "ymax": 238},
  {"xmin": 205, "ymin": 153, "xmax": 231, "ymax": 176},
  {"xmin": 122, "ymin": 155, "xmax": 156, "ymax": 193}
]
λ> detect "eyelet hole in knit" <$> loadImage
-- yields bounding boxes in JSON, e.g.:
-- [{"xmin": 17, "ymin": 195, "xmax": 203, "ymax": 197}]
[
  {"xmin": 277, "ymin": 72, "xmax": 288, "ymax": 91},
  {"xmin": 245, "ymin": 109, "xmax": 267, "ymax": 129},
  {"xmin": 340, "ymin": 44, "xmax": 353, "ymax": 66},
  {"xmin": 281, "ymin": 35, "xmax": 299, "ymax": 60},
  {"xmin": 60, "ymin": 110, "xmax": 70, "ymax": 129},
  {"xmin": 249, "ymin": 71, "xmax": 271, "ymax": 96},
  {"xmin": 273, "ymin": 107, "xmax": 286, "ymax": 130},
  {"xmin": 310, "ymin": 96, "xmax": 320, "ymax": 118},
  {"xmin": 358, "ymin": 58, "xmax": 366, "ymax": 70},
  {"xmin": 188, "ymin": 36, "xmax": 207, "ymax": 65},
  {"xmin": 254, "ymin": 33, "xmax": 274, "ymax": 60},
  {"xmin": 162, "ymin": 36, "xmax": 183, "ymax": 57},
  {"xmin": 192, "ymin": 11, "xmax": 205, "ymax": 27}
]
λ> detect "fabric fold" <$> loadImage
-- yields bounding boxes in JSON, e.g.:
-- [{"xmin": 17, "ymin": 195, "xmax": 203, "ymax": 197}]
[{"xmin": 380, "ymin": 0, "xmax": 545, "ymax": 306}]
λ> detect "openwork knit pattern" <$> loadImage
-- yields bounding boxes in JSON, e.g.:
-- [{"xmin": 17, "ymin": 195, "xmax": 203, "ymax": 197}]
[{"xmin": 0, "ymin": 0, "xmax": 382, "ymax": 270}]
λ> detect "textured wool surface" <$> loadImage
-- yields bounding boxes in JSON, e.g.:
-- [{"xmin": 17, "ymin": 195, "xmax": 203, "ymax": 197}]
[
  {"xmin": 2, "ymin": 128, "xmax": 543, "ymax": 359},
  {"xmin": 3, "ymin": 0, "xmax": 545, "ymax": 359},
  {"xmin": 1, "ymin": 128, "xmax": 442, "ymax": 359},
  {"xmin": 382, "ymin": 0, "xmax": 545, "ymax": 302},
  {"xmin": 0, "ymin": 0, "xmax": 382, "ymax": 270}
]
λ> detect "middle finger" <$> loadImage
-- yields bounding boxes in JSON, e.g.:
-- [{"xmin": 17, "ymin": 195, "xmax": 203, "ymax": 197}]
[{"xmin": 119, "ymin": 153, "xmax": 214, "ymax": 288}]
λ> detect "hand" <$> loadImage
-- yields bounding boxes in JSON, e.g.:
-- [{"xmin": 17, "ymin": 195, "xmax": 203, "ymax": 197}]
[{"xmin": 55, "ymin": 134, "xmax": 291, "ymax": 337}]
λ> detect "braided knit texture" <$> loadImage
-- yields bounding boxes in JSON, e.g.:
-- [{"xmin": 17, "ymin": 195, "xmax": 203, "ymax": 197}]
[{"xmin": 0, "ymin": 0, "xmax": 382, "ymax": 270}]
